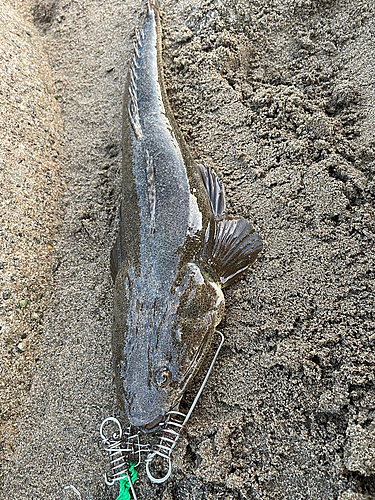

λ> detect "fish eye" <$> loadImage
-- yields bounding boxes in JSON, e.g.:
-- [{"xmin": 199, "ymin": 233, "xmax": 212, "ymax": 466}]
[{"xmin": 155, "ymin": 367, "xmax": 171, "ymax": 388}]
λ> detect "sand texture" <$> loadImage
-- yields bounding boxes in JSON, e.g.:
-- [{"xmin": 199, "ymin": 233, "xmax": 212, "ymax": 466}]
[
  {"xmin": 0, "ymin": 0, "xmax": 63, "ymax": 487},
  {"xmin": 1, "ymin": 0, "xmax": 374, "ymax": 498}
]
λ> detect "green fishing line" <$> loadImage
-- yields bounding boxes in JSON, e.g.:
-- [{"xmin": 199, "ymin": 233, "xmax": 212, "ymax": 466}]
[{"xmin": 115, "ymin": 463, "xmax": 137, "ymax": 500}]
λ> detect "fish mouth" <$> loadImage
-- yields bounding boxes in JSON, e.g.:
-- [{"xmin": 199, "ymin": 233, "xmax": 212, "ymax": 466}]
[{"xmin": 139, "ymin": 414, "xmax": 165, "ymax": 433}]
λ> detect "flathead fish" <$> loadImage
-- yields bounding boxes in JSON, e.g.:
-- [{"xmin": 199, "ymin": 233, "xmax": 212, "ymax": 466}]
[{"xmin": 111, "ymin": 1, "xmax": 263, "ymax": 431}]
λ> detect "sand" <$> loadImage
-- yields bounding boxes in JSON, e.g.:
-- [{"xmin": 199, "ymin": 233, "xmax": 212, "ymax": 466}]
[{"xmin": 1, "ymin": 0, "xmax": 374, "ymax": 498}]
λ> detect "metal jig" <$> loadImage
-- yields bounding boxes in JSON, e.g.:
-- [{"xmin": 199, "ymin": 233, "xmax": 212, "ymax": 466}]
[{"xmin": 145, "ymin": 330, "xmax": 225, "ymax": 483}]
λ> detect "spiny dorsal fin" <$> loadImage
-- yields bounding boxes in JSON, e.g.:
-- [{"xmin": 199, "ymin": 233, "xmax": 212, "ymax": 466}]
[
  {"xmin": 202, "ymin": 217, "xmax": 263, "ymax": 287},
  {"xmin": 128, "ymin": 28, "xmax": 144, "ymax": 140},
  {"xmin": 197, "ymin": 163, "xmax": 226, "ymax": 218}
]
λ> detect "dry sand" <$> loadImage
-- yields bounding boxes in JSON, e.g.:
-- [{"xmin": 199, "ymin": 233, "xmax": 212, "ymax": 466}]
[{"xmin": 1, "ymin": 0, "xmax": 375, "ymax": 499}]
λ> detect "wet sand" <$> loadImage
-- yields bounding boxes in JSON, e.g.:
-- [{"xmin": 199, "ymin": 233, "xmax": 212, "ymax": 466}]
[{"xmin": 1, "ymin": 0, "xmax": 374, "ymax": 498}]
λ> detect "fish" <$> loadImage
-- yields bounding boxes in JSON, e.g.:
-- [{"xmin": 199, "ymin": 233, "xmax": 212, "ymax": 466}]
[{"xmin": 111, "ymin": 0, "xmax": 263, "ymax": 431}]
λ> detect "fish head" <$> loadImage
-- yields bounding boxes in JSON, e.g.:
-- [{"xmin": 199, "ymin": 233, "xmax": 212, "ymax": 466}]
[{"xmin": 116, "ymin": 262, "xmax": 224, "ymax": 431}]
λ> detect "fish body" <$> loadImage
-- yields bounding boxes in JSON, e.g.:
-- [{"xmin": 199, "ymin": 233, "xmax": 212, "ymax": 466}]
[{"xmin": 111, "ymin": 2, "xmax": 263, "ymax": 430}]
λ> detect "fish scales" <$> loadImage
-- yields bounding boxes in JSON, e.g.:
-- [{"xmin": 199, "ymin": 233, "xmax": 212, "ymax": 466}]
[{"xmin": 111, "ymin": 1, "xmax": 263, "ymax": 430}]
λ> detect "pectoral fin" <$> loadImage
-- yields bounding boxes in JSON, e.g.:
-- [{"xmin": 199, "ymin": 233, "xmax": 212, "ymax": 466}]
[{"xmin": 202, "ymin": 217, "xmax": 263, "ymax": 287}]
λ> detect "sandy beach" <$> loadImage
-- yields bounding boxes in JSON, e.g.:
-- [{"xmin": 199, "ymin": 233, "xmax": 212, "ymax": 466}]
[{"xmin": 1, "ymin": 0, "xmax": 374, "ymax": 498}]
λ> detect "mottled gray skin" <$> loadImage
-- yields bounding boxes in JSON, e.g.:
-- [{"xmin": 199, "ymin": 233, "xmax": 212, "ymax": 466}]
[{"xmin": 111, "ymin": 3, "xmax": 262, "ymax": 429}]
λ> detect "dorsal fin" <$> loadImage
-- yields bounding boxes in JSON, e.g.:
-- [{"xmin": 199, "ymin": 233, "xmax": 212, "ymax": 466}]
[
  {"xmin": 197, "ymin": 163, "xmax": 226, "ymax": 218},
  {"xmin": 202, "ymin": 217, "xmax": 263, "ymax": 287},
  {"xmin": 128, "ymin": 28, "xmax": 144, "ymax": 140}
]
